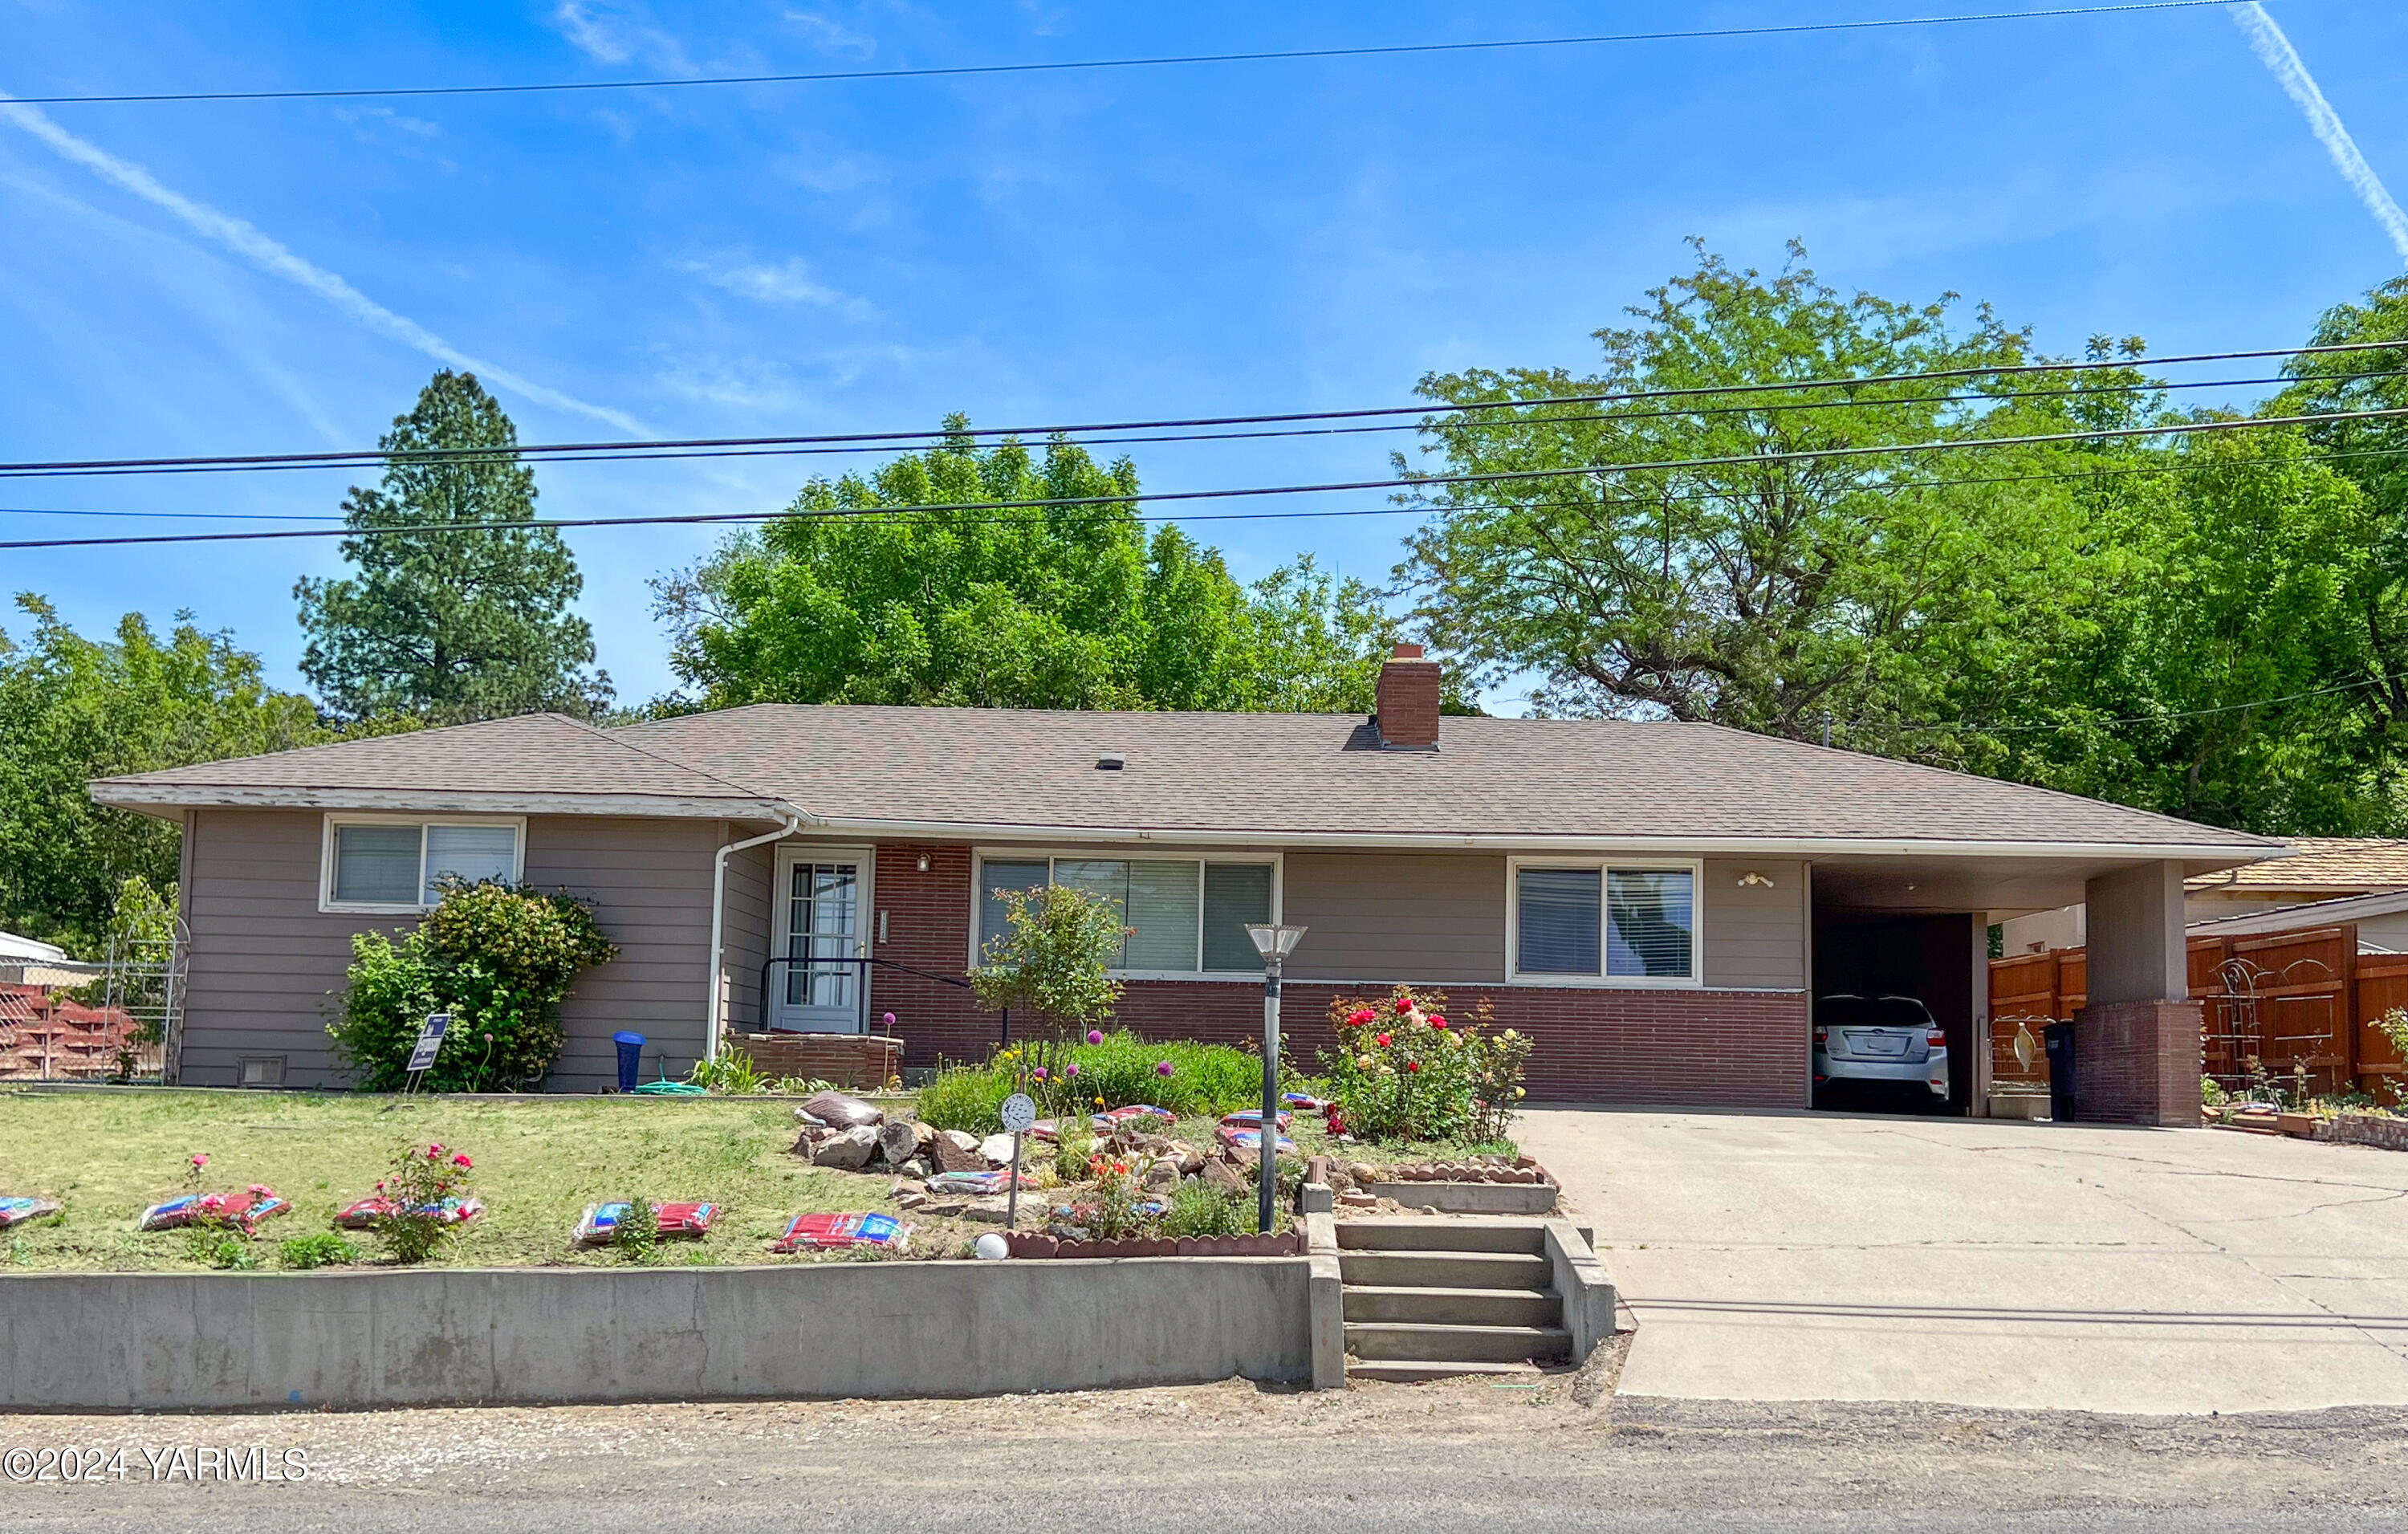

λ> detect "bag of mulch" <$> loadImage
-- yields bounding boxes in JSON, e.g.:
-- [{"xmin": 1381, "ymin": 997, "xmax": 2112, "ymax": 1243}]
[
  {"xmin": 571, "ymin": 1202, "xmax": 636, "ymax": 1247},
  {"xmin": 653, "ymin": 1201, "xmax": 717, "ymax": 1238},
  {"xmin": 1281, "ymin": 1092, "xmax": 1327, "ymax": 1112},
  {"xmin": 770, "ymin": 1211, "xmax": 912, "ymax": 1253},
  {"xmin": 1215, "ymin": 1125, "xmax": 1298, "ymax": 1157},
  {"xmin": 137, "ymin": 1189, "xmax": 289, "ymax": 1234},
  {"xmin": 334, "ymin": 1194, "xmax": 483, "ymax": 1231},
  {"xmin": 923, "ymin": 1169, "xmax": 1031, "ymax": 1197},
  {"xmin": 1219, "ymin": 1109, "xmax": 1294, "ymax": 1131},
  {"xmin": 796, "ymin": 1091, "xmax": 883, "ymax": 1131},
  {"xmin": 1090, "ymin": 1104, "xmax": 1177, "ymax": 1131},
  {"xmin": 0, "ymin": 1195, "xmax": 61, "ymax": 1228}
]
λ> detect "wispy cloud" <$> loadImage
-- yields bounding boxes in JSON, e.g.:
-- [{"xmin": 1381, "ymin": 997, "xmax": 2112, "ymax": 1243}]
[
  {"xmin": 679, "ymin": 254, "xmax": 872, "ymax": 318},
  {"xmin": 785, "ymin": 10, "xmax": 876, "ymax": 60},
  {"xmin": 2233, "ymin": 2, "xmax": 2408, "ymax": 263},
  {"xmin": 0, "ymin": 92, "xmax": 648, "ymax": 433},
  {"xmin": 550, "ymin": 1, "xmax": 694, "ymax": 72}
]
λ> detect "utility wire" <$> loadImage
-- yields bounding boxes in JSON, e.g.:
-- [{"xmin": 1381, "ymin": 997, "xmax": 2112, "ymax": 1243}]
[
  {"xmin": 4, "ymin": 339, "xmax": 2398, "ymax": 482},
  {"xmin": 1, "ymin": 2, "xmax": 2258, "ymax": 108},
  {"xmin": 6, "ymin": 401, "xmax": 2404, "ymax": 552},
  {"xmin": 13, "ymin": 363, "xmax": 2386, "ymax": 486}
]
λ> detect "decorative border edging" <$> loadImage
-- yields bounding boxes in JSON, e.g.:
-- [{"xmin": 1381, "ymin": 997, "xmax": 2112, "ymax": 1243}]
[{"xmin": 2317, "ymin": 1113, "xmax": 2408, "ymax": 1152}]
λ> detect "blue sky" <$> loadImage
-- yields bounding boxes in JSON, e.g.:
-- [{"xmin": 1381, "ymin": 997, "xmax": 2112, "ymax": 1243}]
[{"xmin": 4, "ymin": 1, "xmax": 2406, "ymax": 710}]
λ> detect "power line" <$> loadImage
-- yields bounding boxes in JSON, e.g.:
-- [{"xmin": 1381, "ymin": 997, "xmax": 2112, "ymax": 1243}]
[
  {"xmin": 6, "ymin": 340, "xmax": 2399, "ymax": 482},
  {"xmin": 6, "ymin": 401, "xmax": 2403, "ymax": 552},
  {"xmin": 2, "ymin": 2, "xmax": 2255, "ymax": 109}
]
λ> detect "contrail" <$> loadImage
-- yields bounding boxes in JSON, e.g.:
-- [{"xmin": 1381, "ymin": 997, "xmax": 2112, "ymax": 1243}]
[
  {"xmin": 0, "ymin": 92, "xmax": 651, "ymax": 433},
  {"xmin": 2232, "ymin": 3, "xmax": 2408, "ymax": 263}
]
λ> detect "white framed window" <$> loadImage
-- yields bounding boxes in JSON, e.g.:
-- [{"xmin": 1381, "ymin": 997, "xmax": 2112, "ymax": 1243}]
[
  {"xmin": 319, "ymin": 814, "xmax": 526, "ymax": 914},
  {"xmin": 970, "ymin": 851, "xmax": 1280, "ymax": 978},
  {"xmin": 1505, "ymin": 857, "xmax": 1701, "ymax": 987}
]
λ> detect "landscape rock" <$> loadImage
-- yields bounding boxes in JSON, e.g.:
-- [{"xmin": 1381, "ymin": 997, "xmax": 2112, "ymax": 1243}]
[
  {"xmin": 910, "ymin": 1121, "xmax": 938, "ymax": 1149},
  {"xmin": 1348, "ymin": 1162, "xmax": 1378, "ymax": 1185},
  {"xmin": 877, "ymin": 1120, "xmax": 921, "ymax": 1167},
  {"xmin": 1142, "ymin": 1159, "xmax": 1182, "ymax": 1190},
  {"xmin": 811, "ymin": 1125, "xmax": 880, "ymax": 1170},
  {"xmin": 1201, "ymin": 1158, "xmax": 1249, "ymax": 1195},
  {"xmin": 944, "ymin": 1130, "xmax": 981, "ymax": 1154},
  {"xmin": 801, "ymin": 1090, "xmax": 884, "ymax": 1130},
  {"xmin": 979, "ymin": 1133, "xmax": 1019, "ymax": 1166},
  {"xmin": 901, "ymin": 1157, "xmax": 931, "ymax": 1179},
  {"xmin": 930, "ymin": 1134, "xmax": 985, "ymax": 1174}
]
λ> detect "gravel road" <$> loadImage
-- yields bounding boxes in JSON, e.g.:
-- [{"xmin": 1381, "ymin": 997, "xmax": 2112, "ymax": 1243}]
[{"xmin": 8, "ymin": 1361, "xmax": 2408, "ymax": 1532}]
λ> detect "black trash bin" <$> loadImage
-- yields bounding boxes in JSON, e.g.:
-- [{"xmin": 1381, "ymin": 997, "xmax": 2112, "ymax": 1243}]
[
  {"xmin": 612, "ymin": 1031, "xmax": 646, "ymax": 1093},
  {"xmin": 2042, "ymin": 1022, "xmax": 2076, "ymax": 1122}
]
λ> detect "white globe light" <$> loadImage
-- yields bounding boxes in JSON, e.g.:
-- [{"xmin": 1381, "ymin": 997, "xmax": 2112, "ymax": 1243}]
[{"xmin": 974, "ymin": 1232, "xmax": 1011, "ymax": 1260}]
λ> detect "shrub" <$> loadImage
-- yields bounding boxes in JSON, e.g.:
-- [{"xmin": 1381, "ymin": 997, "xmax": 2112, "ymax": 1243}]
[
  {"xmin": 689, "ymin": 1048, "xmax": 769, "ymax": 1094},
  {"xmin": 370, "ymin": 1141, "xmax": 479, "ymax": 1265},
  {"xmin": 327, "ymin": 881, "xmax": 616, "ymax": 1092},
  {"xmin": 279, "ymin": 1232, "xmax": 359, "ymax": 1269},
  {"xmin": 913, "ymin": 1030, "xmax": 1310, "ymax": 1133},
  {"xmin": 1320, "ymin": 986, "xmax": 1531, "ymax": 1144},
  {"xmin": 611, "ymin": 1198, "xmax": 659, "ymax": 1263},
  {"xmin": 1161, "ymin": 1177, "xmax": 1249, "ymax": 1239}
]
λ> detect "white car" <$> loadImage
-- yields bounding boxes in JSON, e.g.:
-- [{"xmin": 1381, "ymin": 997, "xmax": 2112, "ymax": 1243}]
[{"xmin": 1813, "ymin": 994, "xmax": 1949, "ymax": 1101}]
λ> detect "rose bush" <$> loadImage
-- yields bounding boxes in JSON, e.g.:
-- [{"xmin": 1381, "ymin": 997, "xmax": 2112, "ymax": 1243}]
[{"xmin": 1320, "ymin": 985, "xmax": 1531, "ymax": 1143}]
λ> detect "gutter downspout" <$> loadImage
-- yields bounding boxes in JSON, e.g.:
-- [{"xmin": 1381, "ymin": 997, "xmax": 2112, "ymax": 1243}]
[{"xmin": 706, "ymin": 810, "xmax": 808, "ymax": 1060}]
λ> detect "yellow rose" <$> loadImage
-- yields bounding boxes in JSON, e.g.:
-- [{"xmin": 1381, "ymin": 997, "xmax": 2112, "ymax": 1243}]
[
  {"xmin": 1513, "ymin": 1086, "xmax": 1527, "ymax": 1099},
  {"xmin": 1355, "ymin": 1055, "xmax": 1374, "ymax": 1069}
]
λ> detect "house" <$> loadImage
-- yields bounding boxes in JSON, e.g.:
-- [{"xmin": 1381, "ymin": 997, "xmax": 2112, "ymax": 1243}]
[
  {"xmin": 87, "ymin": 647, "xmax": 2278, "ymax": 1123},
  {"xmin": 0, "ymin": 933, "xmax": 144, "ymax": 1081}
]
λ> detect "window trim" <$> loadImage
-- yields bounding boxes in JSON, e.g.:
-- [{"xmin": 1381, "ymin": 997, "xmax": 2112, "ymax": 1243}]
[
  {"xmin": 319, "ymin": 812, "xmax": 527, "ymax": 915},
  {"xmin": 1504, "ymin": 856, "xmax": 1704, "ymax": 989},
  {"xmin": 968, "ymin": 848, "xmax": 1283, "ymax": 980}
]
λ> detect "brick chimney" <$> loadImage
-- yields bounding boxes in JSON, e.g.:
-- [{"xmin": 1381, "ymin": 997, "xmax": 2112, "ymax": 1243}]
[{"xmin": 1375, "ymin": 642, "xmax": 1442, "ymax": 751}]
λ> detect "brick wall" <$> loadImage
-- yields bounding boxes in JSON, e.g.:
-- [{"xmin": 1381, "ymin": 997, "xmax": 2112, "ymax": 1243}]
[
  {"xmin": 863, "ymin": 841, "xmax": 1808, "ymax": 1108},
  {"xmin": 2071, "ymin": 999, "xmax": 2202, "ymax": 1126},
  {"xmin": 722, "ymin": 1032, "xmax": 901, "ymax": 1091}
]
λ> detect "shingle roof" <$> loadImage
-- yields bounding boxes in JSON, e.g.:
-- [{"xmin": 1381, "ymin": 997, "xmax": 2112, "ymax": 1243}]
[
  {"xmin": 90, "ymin": 713, "xmax": 775, "ymax": 809},
  {"xmin": 92, "ymin": 702, "xmax": 2278, "ymax": 852},
  {"xmin": 612, "ymin": 704, "xmax": 2275, "ymax": 850},
  {"xmin": 2186, "ymin": 837, "xmax": 2408, "ymax": 893}
]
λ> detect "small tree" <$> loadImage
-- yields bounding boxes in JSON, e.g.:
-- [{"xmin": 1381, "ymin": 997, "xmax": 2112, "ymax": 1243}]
[{"xmin": 969, "ymin": 885, "xmax": 1127, "ymax": 1036}]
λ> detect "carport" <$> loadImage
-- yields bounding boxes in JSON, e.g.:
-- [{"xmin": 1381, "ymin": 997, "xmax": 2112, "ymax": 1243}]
[{"xmin": 1808, "ymin": 851, "xmax": 2243, "ymax": 1125}]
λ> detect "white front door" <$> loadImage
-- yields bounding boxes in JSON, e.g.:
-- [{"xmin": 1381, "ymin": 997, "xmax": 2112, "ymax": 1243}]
[{"xmin": 771, "ymin": 848, "xmax": 872, "ymax": 1033}]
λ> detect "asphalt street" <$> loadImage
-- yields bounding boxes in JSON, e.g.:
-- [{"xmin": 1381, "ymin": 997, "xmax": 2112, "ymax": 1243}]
[{"xmin": 6, "ymin": 1381, "xmax": 2408, "ymax": 1532}]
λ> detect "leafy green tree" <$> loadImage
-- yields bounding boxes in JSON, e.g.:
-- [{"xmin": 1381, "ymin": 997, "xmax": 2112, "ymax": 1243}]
[
  {"xmin": 0, "ymin": 596, "xmax": 327, "ymax": 950},
  {"xmin": 1399, "ymin": 241, "xmax": 2094, "ymax": 740},
  {"xmin": 296, "ymin": 371, "xmax": 611, "ymax": 723},
  {"xmin": 969, "ymin": 884, "xmax": 1126, "ymax": 1032},
  {"xmin": 653, "ymin": 419, "xmax": 1439, "ymax": 713}
]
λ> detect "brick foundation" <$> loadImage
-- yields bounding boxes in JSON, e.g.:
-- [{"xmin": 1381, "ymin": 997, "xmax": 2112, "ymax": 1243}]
[
  {"xmin": 723, "ymin": 1032, "xmax": 902, "ymax": 1091},
  {"xmin": 2070, "ymin": 999, "xmax": 2203, "ymax": 1126}
]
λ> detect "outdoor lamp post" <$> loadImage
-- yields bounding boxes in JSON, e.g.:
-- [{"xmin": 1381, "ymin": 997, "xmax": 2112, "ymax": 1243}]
[{"xmin": 1244, "ymin": 922, "xmax": 1308, "ymax": 1235}]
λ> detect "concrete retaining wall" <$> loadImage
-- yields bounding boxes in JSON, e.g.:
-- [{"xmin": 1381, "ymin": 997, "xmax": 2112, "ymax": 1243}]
[{"xmin": 0, "ymin": 1257, "xmax": 1312, "ymax": 1413}]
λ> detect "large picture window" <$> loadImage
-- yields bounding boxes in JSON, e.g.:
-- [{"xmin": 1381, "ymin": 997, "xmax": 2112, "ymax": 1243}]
[
  {"xmin": 974, "ymin": 854, "xmax": 1276, "ymax": 974},
  {"xmin": 1511, "ymin": 862, "xmax": 1698, "ymax": 984},
  {"xmin": 323, "ymin": 818, "xmax": 523, "ymax": 911}
]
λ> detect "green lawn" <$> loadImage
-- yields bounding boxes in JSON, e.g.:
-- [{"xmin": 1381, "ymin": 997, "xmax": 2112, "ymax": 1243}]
[
  {"xmin": 0, "ymin": 1088, "xmax": 1520, "ymax": 1273},
  {"xmin": 0, "ymin": 1088, "xmax": 941, "ymax": 1272}
]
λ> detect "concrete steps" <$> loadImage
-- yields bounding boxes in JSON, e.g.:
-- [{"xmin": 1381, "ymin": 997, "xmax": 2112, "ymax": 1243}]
[{"xmin": 1338, "ymin": 1219, "xmax": 1568, "ymax": 1381}]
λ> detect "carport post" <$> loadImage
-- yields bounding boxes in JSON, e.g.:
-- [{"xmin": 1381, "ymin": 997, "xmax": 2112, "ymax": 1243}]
[{"xmin": 2073, "ymin": 862, "xmax": 2201, "ymax": 1125}]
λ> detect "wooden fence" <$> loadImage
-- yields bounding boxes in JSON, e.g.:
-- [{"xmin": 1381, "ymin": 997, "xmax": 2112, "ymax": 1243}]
[{"xmin": 1989, "ymin": 923, "xmax": 2407, "ymax": 1103}]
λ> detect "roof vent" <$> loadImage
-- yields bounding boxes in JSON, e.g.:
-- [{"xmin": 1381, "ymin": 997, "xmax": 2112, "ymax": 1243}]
[{"xmin": 1096, "ymin": 753, "xmax": 1126, "ymax": 771}]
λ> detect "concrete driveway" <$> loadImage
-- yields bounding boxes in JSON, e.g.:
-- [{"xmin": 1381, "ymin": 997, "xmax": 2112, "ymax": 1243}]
[{"xmin": 1517, "ymin": 1107, "xmax": 2408, "ymax": 1414}]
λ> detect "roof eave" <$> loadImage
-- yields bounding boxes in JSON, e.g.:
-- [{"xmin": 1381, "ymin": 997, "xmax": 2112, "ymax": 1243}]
[{"xmin": 86, "ymin": 782, "xmax": 802, "ymax": 822}]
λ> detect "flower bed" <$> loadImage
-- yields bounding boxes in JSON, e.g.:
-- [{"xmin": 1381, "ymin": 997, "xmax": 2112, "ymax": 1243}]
[{"xmin": 1001, "ymin": 1230, "xmax": 1303, "ymax": 1259}]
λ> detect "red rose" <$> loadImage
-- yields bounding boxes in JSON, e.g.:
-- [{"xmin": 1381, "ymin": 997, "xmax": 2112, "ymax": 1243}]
[
  {"xmin": 1405, "ymin": 1060, "xmax": 1422, "ymax": 1074},
  {"xmin": 1393, "ymin": 997, "xmax": 1413, "ymax": 1015},
  {"xmin": 1430, "ymin": 1015, "xmax": 1449, "ymax": 1029},
  {"xmin": 1375, "ymin": 1032, "xmax": 1391, "ymax": 1048},
  {"xmin": 1347, "ymin": 1007, "xmax": 1377, "ymax": 1027}
]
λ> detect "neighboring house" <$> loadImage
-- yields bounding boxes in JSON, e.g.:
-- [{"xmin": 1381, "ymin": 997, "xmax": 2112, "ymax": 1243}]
[
  {"xmin": 0, "ymin": 929, "xmax": 104, "ymax": 988},
  {"xmin": 0, "ymin": 930, "xmax": 140, "ymax": 1081},
  {"xmin": 87, "ymin": 648, "xmax": 2278, "ymax": 1123},
  {"xmin": 2187, "ymin": 887, "xmax": 2408, "ymax": 954},
  {"xmin": 1999, "ymin": 836, "xmax": 2408, "ymax": 955}
]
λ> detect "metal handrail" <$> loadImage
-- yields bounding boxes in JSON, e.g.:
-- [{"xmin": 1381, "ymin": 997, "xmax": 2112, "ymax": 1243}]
[{"xmin": 755, "ymin": 953, "xmax": 1010, "ymax": 1046}]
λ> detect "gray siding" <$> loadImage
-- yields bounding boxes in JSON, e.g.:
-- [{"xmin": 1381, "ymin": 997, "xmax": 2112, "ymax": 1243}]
[
  {"xmin": 179, "ymin": 808, "xmax": 367, "ymax": 1088},
  {"xmin": 523, "ymin": 816, "xmax": 718, "ymax": 1089},
  {"xmin": 720, "ymin": 838, "xmax": 775, "ymax": 1038},
  {"xmin": 178, "ymin": 810, "xmax": 720, "ymax": 1092},
  {"xmin": 1283, "ymin": 852, "xmax": 1508, "ymax": 983},
  {"xmin": 1700, "ymin": 857, "xmax": 1808, "ymax": 990}
]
